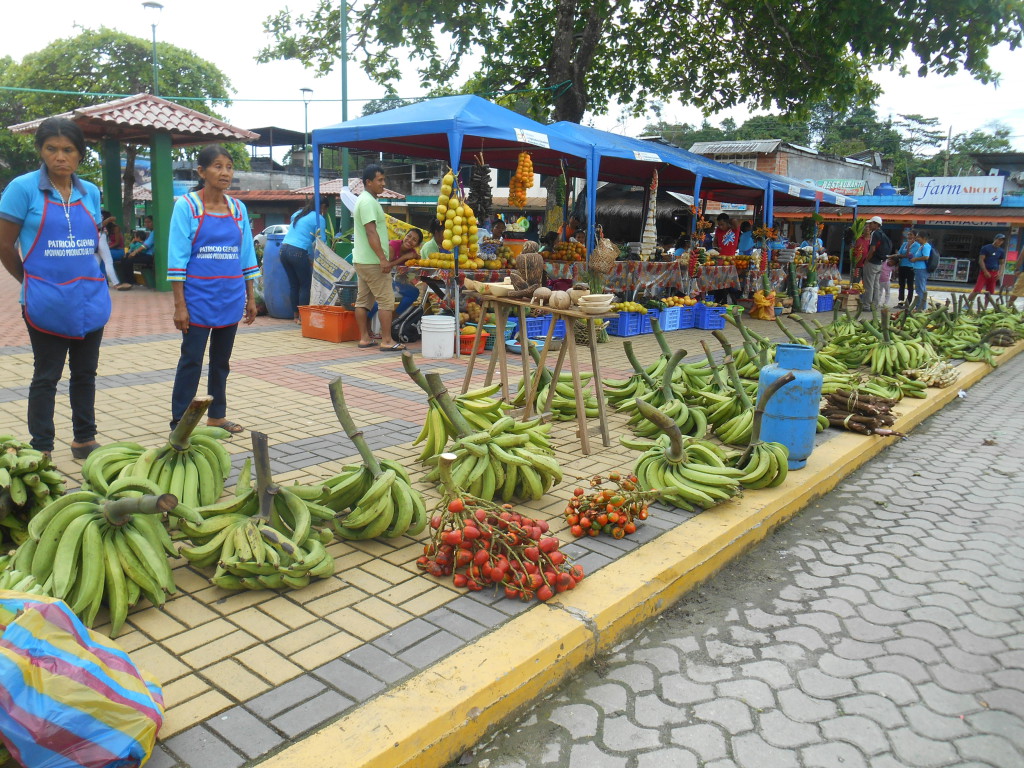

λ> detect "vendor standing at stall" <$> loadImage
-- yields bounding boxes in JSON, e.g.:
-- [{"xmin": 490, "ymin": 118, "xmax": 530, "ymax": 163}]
[
  {"xmin": 0, "ymin": 117, "xmax": 110, "ymax": 459},
  {"xmin": 280, "ymin": 197, "xmax": 331, "ymax": 323},
  {"xmin": 712, "ymin": 213, "xmax": 740, "ymax": 303},
  {"xmin": 966, "ymin": 233, "xmax": 1006, "ymax": 308},
  {"xmin": 738, "ymin": 221, "xmax": 754, "ymax": 256},
  {"xmin": 167, "ymin": 145, "xmax": 259, "ymax": 433},
  {"xmin": 352, "ymin": 164, "xmax": 404, "ymax": 351}
]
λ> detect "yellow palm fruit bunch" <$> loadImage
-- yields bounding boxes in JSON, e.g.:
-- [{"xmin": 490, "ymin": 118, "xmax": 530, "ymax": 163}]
[{"xmin": 437, "ymin": 170, "xmax": 483, "ymax": 268}]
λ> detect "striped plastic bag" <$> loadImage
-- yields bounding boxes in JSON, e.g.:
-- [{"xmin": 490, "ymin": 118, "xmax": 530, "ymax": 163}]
[{"xmin": 0, "ymin": 594, "xmax": 164, "ymax": 768}]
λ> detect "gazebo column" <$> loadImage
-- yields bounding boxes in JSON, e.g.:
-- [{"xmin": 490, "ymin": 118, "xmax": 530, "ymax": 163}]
[
  {"xmin": 150, "ymin": 131, "xmax": 174, "ymax": 292},
  {"xmin": 100, "ymin": 139, "xmax": 123, "ymax": 228}
]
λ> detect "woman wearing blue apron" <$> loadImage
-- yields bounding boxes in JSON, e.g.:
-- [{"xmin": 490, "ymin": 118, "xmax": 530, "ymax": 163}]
[
  {"xmin": 0, "ymin": 118, "xmax": 110, "ymax": 460},
  {"xmin": 168, "ymin": 145, "xmax": 259, "ymax": 433}
]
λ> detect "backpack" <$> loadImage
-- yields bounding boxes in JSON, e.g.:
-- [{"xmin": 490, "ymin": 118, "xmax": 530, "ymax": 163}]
[
  {"xmin": 392, "ymin": 303, "xmax": 423, "ymax": 344},
  {"xmin": 926, "ymin": 245, "xmax": 940, "ymax": 274},
  {"xmin": 875, "ymin": 229, "xmax": 893, "ymax": 259}
]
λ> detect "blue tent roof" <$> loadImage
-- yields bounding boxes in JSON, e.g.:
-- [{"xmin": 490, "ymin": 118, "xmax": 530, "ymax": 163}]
[{"xmin": 311, "ymin": 95, "xmax": 593, "ymax": 177}]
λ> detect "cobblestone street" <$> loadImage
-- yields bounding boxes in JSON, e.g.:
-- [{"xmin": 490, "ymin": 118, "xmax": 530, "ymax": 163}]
[{"xmin": 460, "ymin": 352, "xmax": 1024, "ymax": 768}]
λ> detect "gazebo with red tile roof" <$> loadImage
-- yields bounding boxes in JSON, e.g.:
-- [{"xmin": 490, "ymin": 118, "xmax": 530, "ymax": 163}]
[{"xmin": 9, "ymin": 94, "xmax": 260, "ymax": 291}]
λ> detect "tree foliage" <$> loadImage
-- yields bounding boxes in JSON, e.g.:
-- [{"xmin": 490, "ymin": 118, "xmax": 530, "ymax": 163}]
[
  {"xmin": 0, "ymin": 27, "xmax": 243, "ymax": 225},
  {"xmin": 259, "ymin": 0, "xmax": 1024, "ymax": 124}
]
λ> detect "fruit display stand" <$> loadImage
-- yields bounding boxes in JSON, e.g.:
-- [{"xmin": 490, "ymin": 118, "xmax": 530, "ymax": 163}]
[
  {"xmin": 684, "ymin": 264, "xmax": 741, "ymax": 293},
  {"xmin": 546, "ymin": 260, "xmax": 687, "ymax": 294},
  {"xmin": 459, "ymin": 295, "xmax": 616, "ymax": 455}
]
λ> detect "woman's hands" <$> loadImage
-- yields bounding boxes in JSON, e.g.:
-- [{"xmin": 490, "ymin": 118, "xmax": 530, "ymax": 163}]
[
  {"xmin": 244, "ymin": 296, "xmax": 257, "ymax": 325},
  {"xmin": 173, "ymin": 304, "xmax": 190, "ymax": 333}
]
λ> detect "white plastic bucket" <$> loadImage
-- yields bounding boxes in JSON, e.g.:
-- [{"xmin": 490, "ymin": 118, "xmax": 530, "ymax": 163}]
[{"xmin": 421, "ymin": 315, "xmax": 456, "ymax": 359}]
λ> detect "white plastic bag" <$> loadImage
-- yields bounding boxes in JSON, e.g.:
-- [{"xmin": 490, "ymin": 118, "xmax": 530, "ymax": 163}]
[{"xmin": 801, "ymin": 286, "xmax": 819, "ymax": 314}]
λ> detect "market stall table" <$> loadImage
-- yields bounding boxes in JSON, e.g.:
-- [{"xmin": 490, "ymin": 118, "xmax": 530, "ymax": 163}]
[
  {"xmin": 460, "ymin": 295, "xmax": 616, "ymax": 455},
  {"xmin": 546, "ymin": 260, "xmax": 687, "ymax": 295},
  {"xmin": 684, "ymin": 265, "xmax": 742, "ymax": 293}
]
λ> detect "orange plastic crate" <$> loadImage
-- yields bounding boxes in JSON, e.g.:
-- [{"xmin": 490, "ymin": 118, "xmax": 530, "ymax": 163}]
[
  {"xmin": 298, "ymin": 305, "xmax": 359, "ymax": 343},
  {"xmin": 460, "ymin": 331, "xmax": 488, "ymax": 355}
]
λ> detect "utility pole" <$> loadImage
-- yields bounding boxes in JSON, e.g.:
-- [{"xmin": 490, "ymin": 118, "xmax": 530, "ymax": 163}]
[
  {"xmin": 943, "ymin": 125, "xmax": 952, "ymax": 176},
  {"xmin": 142, "ymin": 1, "xmax": 163, "ymax": 97},
  {"xmin": 301, "ymin": 88, "xmax": 313, "ymax": 187},
  {"xmin": 340, "ymin": 0, "xmax": 351, "ymax": 236}
]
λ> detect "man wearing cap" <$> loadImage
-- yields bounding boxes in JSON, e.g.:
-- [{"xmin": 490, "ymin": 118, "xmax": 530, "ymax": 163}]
[
  {"xmin": 857, "ymin": 216, "xmax": 888, "ymax": 312},
  {"xmin": 966, "ymin": 234, "xmax": 1006, "ymax": 308}
]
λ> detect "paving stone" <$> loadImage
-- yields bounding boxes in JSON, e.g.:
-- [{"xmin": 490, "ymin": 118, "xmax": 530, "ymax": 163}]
[
  {"xmin": 692, "ymin": 697, "xmax": 754, "ymax": 735},
  {"xmin": 586, "ymin": 683, "xmax": 629, "ymax": 716},
  {"xmin": 838, "ymin": 693, "xmax": 905, "ymax": 728},
  {"xmin": 883, "ymin": 637, "xmax": 942, "ymax": 664},
  {"xmin": 821, "ymin": 715, "xmax": 890, "ymax": 755},
  {"xmin": 966, "ymin": 709, "xmax": 1024, "ymax": 748},
  {"xmin": 567, "ymin": 743, "xmax": 627, "ymax": 768},
  {"xmin": 635, "ymin": 748, "xmax": 698, "ymax": 768},
  {"xmin": 777, "ymin": 688, "xmax": 838, "ymax": 723},
  {"xmin": 704, "ymin": 638, "xmax": 755, "ymax": 664},
  {"xmin": 549, "ymin": 703, "xmax": 599, "ymax": 738},
  {"xmin": 888, "ymin": 726, "xmax": 958, "ymax": 767},
  {"xmin": 802, "ymin": 741, "xmax": 869, "ymax": 768},
  {"xmin": 632, "ymin": 647, "xmax": 680, "ymax": 674},
  {"xmin": 928, "ymin": 663, "xmax": 992, "ymax": 693},
  {"xmin": 601, "ymin": 715, "xmax": 660, "ymax": 752},
  {"xmin": 245, "ymin": 675, "xmax": 325, "ymax": 719},
  {"xmin": 373, "ymin": 617, "xmax": 438, "ymax": 655},
  {"xmin": 342, "ymin": 642, "xmax": 415, "ymax": 684},
  {"xmin": 819, "ymin": 653, "xmax": 871, "ymax": 679},
  {"xmin": 205, "ymin": 706, "xmax": 284, "ymax": 760},
  {"xmin": 797, "ymin": 668, "xmax": 856, "ymax": 699},
  {"xmin": 869, "ymin": 654, "xmax": 932, "ymax": 684},
  {"xmin": 163, "ymin": 726, "xmax": 244, "ymax": 768},
  {"xmin": 733, "ymin": 731, "xmax": 800, "ymax": 768},
  {"xmin": 141, "ymin": 747, "xmax": 179, "ymax": 768},
  {"xmin": 270, "ymin": 689, "xmax": 353, "ymax": 738},
  {"xmin": 903, "ymin": 703, "xmax": 972, "ymax": 741},
  {"xmin": 312, "ymin": 658, "xmax": 386, "ymax": 702},
  {"xmin": 757, "ymin": 709, "xmax": 820, "ymax": 749},
  {"xmin": 667, "ymin": 723, "xmax": 728, "ymax": 762},
  {"xmin": 684, "ymin": 660, "xmax": 733, "ymax": 684},
  {"xmin": 740, "ymin": 659, "xmax": 795, "ymax": 689},
  {"xmin": 397, "ymin": 629, "xmax": 462, "ymax": 668}
]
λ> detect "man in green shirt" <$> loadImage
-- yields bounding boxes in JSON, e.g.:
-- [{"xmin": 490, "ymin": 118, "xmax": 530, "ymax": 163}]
[{"xmin": 352, "ymin": 164, "xmax": 403, "ymax": 350}]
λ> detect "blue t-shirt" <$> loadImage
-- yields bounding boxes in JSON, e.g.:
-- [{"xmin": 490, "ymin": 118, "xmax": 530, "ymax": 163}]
[
  {"xmin": 738, "ymin": 231, "xmax": 754, "ymax": 255},
  {"xmin": 980, "ymin": 244, "xmax": 1005, "ymax": 271},
  {"xmin": 913, "ymin": 243, "xmax": 930, "ymax": 271},
  {"xmin": 898, "ymin": 241, "xmax": 920, "ymax": 269},
  {"xmin": 0, "ymin": 167, "xmax": 102, "ymax": 303},
  {"xmin": 283, "ymin": 210, "xmax": 326, "ymax": 252}
]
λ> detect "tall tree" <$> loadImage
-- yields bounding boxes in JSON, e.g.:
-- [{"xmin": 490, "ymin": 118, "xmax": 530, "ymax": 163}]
[
  {"xmin": 893, "ymin": 113, "xmax": 946, "ymax": 188},
  {"xmin": 259, "ymin": 0, "xmax": 1023, "ymax": 124},
  {"xmin": 0, "ymin": 28, "xmax": 240, "ymax": 226},
  {"xmin": 914, "ymin": 124, "xmax": 1014, "ymax": 178}
]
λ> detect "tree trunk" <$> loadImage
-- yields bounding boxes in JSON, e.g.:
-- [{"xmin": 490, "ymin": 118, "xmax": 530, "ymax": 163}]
[{"xmin": 122, "ymin": 146, "xmax": 137, "ymax": 232}]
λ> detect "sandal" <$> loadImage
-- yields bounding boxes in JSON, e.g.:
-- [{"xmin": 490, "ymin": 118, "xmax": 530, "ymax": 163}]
[
  {"xmin": 357, "ymin": 341, "xmax": 379, "ymax": 348},
  {"xmin": 379, "ymin": 343, "xmax": 407, "ymax": 352},
  {"xmin": 115, "ymin": 283, "xmax": 133, "ymax": 291},
  {"xmin": 207, "ymin": 420, "xmax": 245, "ymax": 434}
]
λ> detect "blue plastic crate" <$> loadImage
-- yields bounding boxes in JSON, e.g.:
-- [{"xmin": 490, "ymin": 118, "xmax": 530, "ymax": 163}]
[
  {"xmin": 640, "ymin": 309, "xmax": 661, "ymax": 334},
  {"xmin": 607, "ymin": 311, "xmax": 643, "ymax": 337},
  {"xmin": 659, "ymin": 306, "xmax": 681, "ymax": 331},
  {"xmin": 695, "ymin": 308, "xmax": 727, "ymax": 331},
  {"xmin": 503, "ymin": 318, "xmax": 519, "ymax": 340},
  {"xmin": 816, "ymin": 294, "xmax": 835, "ymax": 312},
  {"xmin": 524, "ymin": 316, "xmax": 547, "ymax": 338},
  {"xmin": 677, "ymin": 306, "xmax": 696, "ymax": 329},
  {"xmin": 539, "ymin": 317, "xmax": 567, "ymax": 339}
]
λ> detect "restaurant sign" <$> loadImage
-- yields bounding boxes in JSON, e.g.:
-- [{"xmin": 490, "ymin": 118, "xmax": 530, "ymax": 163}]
[
  {"xmin": 817, "ymin": 179, "xmax": 867, "ymax": 195},
  {"xmin": 913, "ymin": 176, "xmax": 1004, "ymax": 206}
]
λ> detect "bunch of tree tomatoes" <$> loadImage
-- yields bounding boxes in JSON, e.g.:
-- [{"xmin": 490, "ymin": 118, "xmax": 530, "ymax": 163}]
[
  {"xmin": 417, "ymin": 496, "xmax": 583, "ymax": 602},
  {"xmin": 563, "ymin": 473, "xmax": 654, "ymax": 539}
]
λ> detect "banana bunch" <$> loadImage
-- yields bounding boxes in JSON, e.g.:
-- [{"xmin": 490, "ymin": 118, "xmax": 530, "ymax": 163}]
[
  {"xmin": 0, "ymin": 437, "xmax": 67, "ymax": 545},
  {"xmin": 630, "ymin": 401, "xmax": 743, "ymax": 511},
  {"xmin": 625, "ymin": 352, "xmax": 708, "ymax": 439},
  {"xmin": 962, "ymin": 343, "xmax": 1002, "ymax": 366},
  {"xmin": 79, "ymin": 441, "xmax": 145, "ymax": 493},
  {"xmin": 512, "ymin": 344, "xmax": 597, "ymax": 420},
  {"xmin": 11, "ymin": 486, "xmax": 188, "ymax": 636},
  {"xmin": 865, "ymin": 338, "xmax": 940, "ymax": 376},
  {"xmin": 424, "ymin": 416, "xmax": 561, "ymax": 501},
  {"xmin": 983, "ymin": 327, "xmax": 1019, "ymax": 347},
  {"xmin": 602, "ymin": 372, "xmax": 652, "ymax": 409},
  {"xmin": 121, "ymin": 426, "xmax": 232, "ymax": 509},
  {"xmin": 328, "ymin": 378, "xmax": 429, "ymax": 539},
  {"xmin": 710, "ymin": 355, "xmax": 755, "ymax": 447},
  {"xmin": 0, "ymin": 555, "xmax": 48, "ymax": 596},
  {"xmin": 732, "ymin": 441, "xmax": 789, "ymax": 489},
  {"xmin": 180, "ymin": 490, "xmax": 337, "ymax": 591}
]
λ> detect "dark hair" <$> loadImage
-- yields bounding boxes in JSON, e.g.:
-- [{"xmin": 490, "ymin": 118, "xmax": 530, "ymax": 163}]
[
  {"xmin": 404, "ymin": 228, "xmax": 424, "ymax": 245},
  {"xmin": 362, "ymin": 163, "xmax": 385, "ymax": 184},
  {"xmin": 293, "ymin": 198, "xmax": 316, "ymax": 223},
  {"xmin": 716, "ymin": 212, "xmax": 732, "ymax": 225},
  {"xmin": 492, "ymin": 219, "xmax": 506, "ymax": 230},
  {"xmin": 674, "ymin": 234, "xmax": 690, "ymax": 249},
  {"xmin": 542, "ymin": 231, "xmax": 558, "ymax": 246},
  {"xmin": 133, "ymin": 229, "xmax": 147, "ymax": 241},
  {"xmin": 916, "ymin": 231, "xmax": 930, "ymax": 240},
  {"xmin": 740, "ymin": 220, "xmax": 752, "ymax": 233},
  {"xmin": 429, "ymin": 219, "xmax": 445, "ymax": 235},
  {"xmin": 35, "ymin": 117, "xmax": 87, "ymax": 159},
  {"xmin": 193, "ymin": 144, "xmax": 234, "ymax": 191}
]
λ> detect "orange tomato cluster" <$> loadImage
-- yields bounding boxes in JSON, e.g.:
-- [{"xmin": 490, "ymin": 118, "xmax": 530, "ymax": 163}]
[
  {"xmin": 508, "ymin": 151, "xmax": 534, "ymax": 208},
  {"xmin": 418, "ymin": 496, "xmax": 583, "ymax": 602},
  {"xmin": 563, "ymin": 473, "xmax": 652, "ymax": 540},
  {"xmin": 548, "ymin": 240, "xmax": 587, "ymax": 262}
]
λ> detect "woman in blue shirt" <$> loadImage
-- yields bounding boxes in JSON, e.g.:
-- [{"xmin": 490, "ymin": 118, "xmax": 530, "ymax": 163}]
[
  {"xmin": 0, "ymin": 118, "xmax": 109, "ymax": 459},
  {"xmin": 167, "ymin": 145, "xmax": 259, "ymax": 433},
  {"xmin": 911, "ymin": 232, "xmax": 931, "ymax": 311},
  {"xmin": 279, "ymin": 197, "xmax": 331, "ymax": 322},
  {"xmin": 895, "ymin": 230, "xmax": 918, "ymax": 308}
]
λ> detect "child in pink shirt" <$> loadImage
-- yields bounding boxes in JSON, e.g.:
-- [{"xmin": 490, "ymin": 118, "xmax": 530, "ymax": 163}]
[{"xmin": 879, "ymin": 256, "xmax": 896, "ymax": 307}]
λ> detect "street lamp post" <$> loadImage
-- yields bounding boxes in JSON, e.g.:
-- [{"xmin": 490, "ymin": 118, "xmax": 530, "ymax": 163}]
[
  {"xmin": 142, "ymin": 1, "xmax": 163, "ymax": 97},
  {"xmin": 301, "ymin": 87, "xmax": 313, "ymax": 187}
]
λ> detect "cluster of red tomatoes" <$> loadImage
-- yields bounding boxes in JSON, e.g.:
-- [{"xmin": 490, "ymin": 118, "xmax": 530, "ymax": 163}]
[
  {"xmin": 563, "ymin": 473, "xmax": 652, "ymax": 540},
  {"xmin": 417, "ymin": 497, "xmax": 584, "ymax": 602}
]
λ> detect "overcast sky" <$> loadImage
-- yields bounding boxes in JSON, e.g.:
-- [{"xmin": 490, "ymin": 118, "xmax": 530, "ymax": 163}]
[{"xmin": 6, "ymin": 0, "xmax": 1024, "ymax": 159}]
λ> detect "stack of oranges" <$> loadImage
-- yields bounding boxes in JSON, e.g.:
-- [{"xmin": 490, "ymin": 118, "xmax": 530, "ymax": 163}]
[{"xmin": 508, "ymin": 151, "xmax": 534, "ymax": 208}]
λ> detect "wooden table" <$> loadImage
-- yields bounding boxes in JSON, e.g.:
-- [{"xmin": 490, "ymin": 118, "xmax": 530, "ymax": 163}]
[{"xmin": 460, "ymin": 296, "xmax": 616, "ymax": 455}]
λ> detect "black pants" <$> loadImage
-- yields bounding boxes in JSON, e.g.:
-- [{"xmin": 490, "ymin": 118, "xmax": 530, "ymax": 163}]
[
  {"xmin": 279, "ymin": 243, "xmax": 313, "ymax": 316},
  {"xmin": 117, "ymin": 251, "xmax": 154, "ymax": 285},
  {"xmin": 170, "ymin": 324, "xmax": 238, "ymax": 427},
  {"xmin": 23, "ymin": 315, "xmax": 103, "ymax": 452},
  {"xmin": 897, "ymin": 266, "xmax": 915, "ymax": 305}
]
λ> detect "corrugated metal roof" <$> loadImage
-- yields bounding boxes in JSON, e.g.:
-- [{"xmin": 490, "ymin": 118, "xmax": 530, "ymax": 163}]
[
  {"xmin": 690, "ymin": 140, "xmax": 781, "ymax": 155},
  {"xmin": 8, "ymin": 94, "xmax": 259, "ymax": 146}
]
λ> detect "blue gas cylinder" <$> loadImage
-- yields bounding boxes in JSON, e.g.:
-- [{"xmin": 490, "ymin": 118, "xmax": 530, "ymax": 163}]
[
  {"xmin": 757, "ymin": 343, "xmax": 823, "ymax": 469},
  {"xmin": 260, "ymin": 233, "xmax": 293, "ymax": 319}
]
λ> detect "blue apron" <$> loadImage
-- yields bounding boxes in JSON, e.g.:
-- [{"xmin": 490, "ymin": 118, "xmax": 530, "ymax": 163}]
[
  {"xmin": 184, "ymin": 194, "xmax": 246, "ymax": 328},
  {"xmin": 23, "ymin": 197, "xmax": 110, "ymax": 339}
]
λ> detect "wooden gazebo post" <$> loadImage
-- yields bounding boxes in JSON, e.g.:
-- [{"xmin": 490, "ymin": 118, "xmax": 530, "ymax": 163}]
[{"xmin": 150, "ymin": 132, "xmax": 174, "ymax": 292}]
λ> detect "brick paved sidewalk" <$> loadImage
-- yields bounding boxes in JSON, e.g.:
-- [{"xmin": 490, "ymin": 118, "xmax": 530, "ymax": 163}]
[
  {"xmin": 462, "ymin": 351, "xmax": 1024, "ymax": 768},
  {"xmin": 0, "ymin": 278, "xmax": 808, "ymax": 767}
]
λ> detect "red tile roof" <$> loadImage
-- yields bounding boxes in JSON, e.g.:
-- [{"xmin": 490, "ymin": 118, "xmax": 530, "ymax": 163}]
[
  {"xmin": 294, "ymin": 178, "xmax": 405, "ymax": 199},
  {"xmin": 8, "ymin": 94, "xmax": 259, "ymax": 146}
]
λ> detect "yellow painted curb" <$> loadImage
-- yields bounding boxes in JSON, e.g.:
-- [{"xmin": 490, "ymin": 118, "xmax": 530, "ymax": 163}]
[{"xmin": 257, "ymin": 340, "xmax": 1022, "ymax": 768}]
